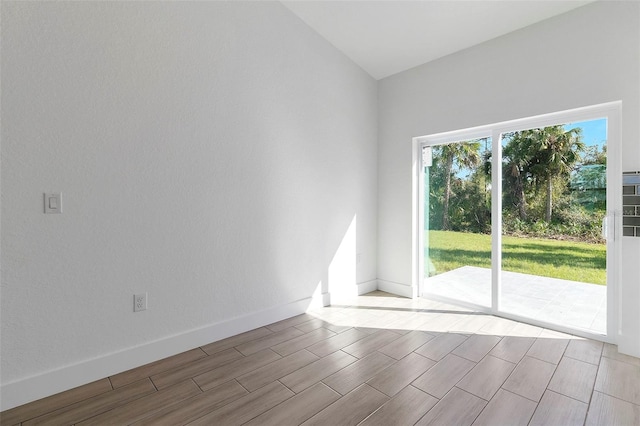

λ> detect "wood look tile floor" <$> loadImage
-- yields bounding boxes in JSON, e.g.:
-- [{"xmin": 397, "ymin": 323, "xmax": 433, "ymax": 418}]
[{"xmin": 3, "ymin": 291, "xmax": 640, "ymax": 425}]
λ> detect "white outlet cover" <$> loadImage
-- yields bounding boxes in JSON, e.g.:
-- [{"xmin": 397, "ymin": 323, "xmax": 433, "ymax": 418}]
[{"xmin": 134, "ymin": 293, "xmax": 147, "ymax": 312}]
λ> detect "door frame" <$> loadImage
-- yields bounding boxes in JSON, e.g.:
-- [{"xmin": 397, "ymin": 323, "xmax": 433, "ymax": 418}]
[{"xmin": 413, "ymin": 101, "xmax": 621, "ymax": 343}]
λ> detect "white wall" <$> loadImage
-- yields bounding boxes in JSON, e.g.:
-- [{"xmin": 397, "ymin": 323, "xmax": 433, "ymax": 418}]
[
  {"xmin": 1, "ymin": 1, "xmax": 377, "ymax": 408},
  {"xmin": 378, "ymin": 2, "xmax": 640, "ymax": 353}
]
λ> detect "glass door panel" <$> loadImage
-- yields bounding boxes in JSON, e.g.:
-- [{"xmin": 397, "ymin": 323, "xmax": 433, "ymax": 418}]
[
  {"xmin": 499, "ymin": 119, "xmax": 607, "ymax": 334},
  {"xmin": 424, "ymin": 138, "xmax": 493, "ymax": 308}
]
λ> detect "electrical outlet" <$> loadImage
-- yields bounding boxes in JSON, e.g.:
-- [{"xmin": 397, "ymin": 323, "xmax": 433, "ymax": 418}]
[{"xmin": 134, "ymin": 293, "xmax": 147, "ymax": 312}]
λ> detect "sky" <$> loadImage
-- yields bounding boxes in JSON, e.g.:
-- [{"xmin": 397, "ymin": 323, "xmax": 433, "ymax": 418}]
[{"xmin": 565, "ymin": 118, "xmax": 607, "ymax": 148}]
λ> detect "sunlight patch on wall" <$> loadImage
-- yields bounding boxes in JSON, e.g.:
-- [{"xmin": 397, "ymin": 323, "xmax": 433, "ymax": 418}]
[{"xmin": 328, "ymin": 215, "xmax": 357, "ymax": 302}]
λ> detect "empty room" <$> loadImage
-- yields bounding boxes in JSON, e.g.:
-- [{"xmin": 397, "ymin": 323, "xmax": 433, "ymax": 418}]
[{"xmin": 2, "ymin": 1, "xmax": 639, "ymax": 424}]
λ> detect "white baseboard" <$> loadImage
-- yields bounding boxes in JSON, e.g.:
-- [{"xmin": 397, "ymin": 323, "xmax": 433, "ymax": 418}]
[
  {"xmin": 310, "ymin": 291, "xmax": 331, "ymax": 308},
  {"xmin": 377, "ymin": 279, "xmax": 416, "ymax": 298},
  {"xmin": 357, "ymin": 280, "xmax": 378, "ymax": 295},
  {"xmin": 0, "ymin": 297, "xmax": 312, "ymax": 411}
]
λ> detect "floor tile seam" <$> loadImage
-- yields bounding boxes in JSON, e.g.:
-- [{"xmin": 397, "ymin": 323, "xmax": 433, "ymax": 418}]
[
  {"xmin": 498, "ymin": 383, "xmax": 546, "ymax": 405},
  {"xmin": 269, "ymin": 328, "xmax": 339, "ymax": 355},
  {"xmin": 414, "ymin": 332, "xmax": 471, "ymax": 362},
  {"xmin": 592, "ymin": 387, "xmax": 640, "ymax": 407},
  {"xmin": 590, "ymin": 389, "xmax": 640, "ymax": 409},
  {"xmin": 193, "ymin": 349, "xmax": 284, "ymax": 390},
  {"xmin": 411, "ymin": 397, "xmax": 441, "ymax": 426},
  {"xmin": 355, "ymin": 385, "xmax": 426, "ymax": 426},
  {"xmin": 519, "ymin": 354, "xmax": 557, "ymax": 368},
  {"xmin": 411, "ymin": 354, "xmax": 478, "ymax": 400},
  {"xmin": 421, "ymin": 387, "xmax": 444, "ymax": 402},
  {"xmin": 365, "ymin": 354, "xmax": 436, "ymax": 397},
  {"xmin": 489, "ymin": 383, "xmax": 544, "ymax": 406},
  {"xmin": 195, "ymin": 384, "xmax": 267, "ymax": 425},
  {"xmin": 275, "ymin": 378, "xmax": 298, "ymax": 396},
  {"xmin": 2, "ymin": 392, "xmax": 92, "ymax": 426},
  {"xmin": 543, "ymin": 388, "xmax": 590, "ymax": 405},
  {"xmin": 486, "ymin": 349, "xmax": 529, "ymax": 365},
  {"xmin": 291, "ymin": 322, "xmax": 331, "ymax": 334},
  {"xmin": 224, "ymin": 349, "xmax": 286, "ymax": 379},
  {"xmin": 582, "ymin": 378, "xmax": 599, "ymax": 416},
  {"xmin": 455, "ymin": 354, "xmax": 517, "ymax": 402},
  {"xmin": 373, "ymin": 348, "xmax": 420, "ymax": 365},
  {"xmin": 551, "ymin": 354, "xmax": 600, "ymax": 394},
  {"xmin": 600, "ymin": 353, "xmax": 640, "ymax": 367},
  {"xmin": 236, "ymin": 329, "xmax": 307, "ymax": 356},
  {"xmin": 286, "ymin": 349, "xmax": 359, "ymax": 394},
  {"xmin": 355, "ymin": 405, "xmax": 383, "ymax": 426},
  {"xmin": 449, "ymin": 333, "xmax": 502, "ymax": 364},
  {"xmin": 263, "ymin": 347, "xmax": 319, "ymax": 364},
  {"xmin": 561, "ymin": 355, "xmax": 602, "ymax": 368},
  {"xmin": 323, "ymin": 352, "xmax": 398, "ymax": 395},
  {"xmin": 6, "ymin": 378, "xmax": 118, "ymax": 425},
  {"xmin": 526, "ymin": 352, "xmax": 562, "ymax": 365},
  {"xmin": 292, "ymin": 318, "xmax": 325, "ymax": 331},
  {"xmin": 76, "ymin": 380, "xmax": 200, "ymax": 426},
  {"xmin": 322, "ymin": 366, "xmax": 394, "ymax": 397},
  {"xmin": 544, "ymin": 356, "xmax": 581, "ymax": 402},
  {"xmin": 231, "ymin": 378, "xmax": 252, "ymax": 394},
  {"xmin": 458, "ymin": 350, "xmax": 517, "ymax": 369},
  {"xmin": 266, "ymin": 316, "xmax": 313, "ymax": 332},
  {"xmin": 305, "ymin": 343, "xmax": 348, "ymax": 358},
  {"xmin": 150, "ymin": 349, "xmax": 247, "ymax": 389},
  {"xmin": 448, "ymin": 385, "xmax": 491, "ymax": 403},
  {"xmin": 342, "ymin": 333, "xmax": 405, "ymax": 359},
  {"xmin": 202, "ymin": 330, "xmax": 275, "ymax": 356},
  {"xmin": 29, "ymin": 380, "xmax": 159, "ymax": 426},
  {"xmin": 543, "ymin": 384, "xmax": 597, "ymax": 406},
  {"xmin": 175, "ymin": 379, "xmax": 202, "ymax": 399},
  {"xmin": 500, "ymin": 356, "xmax": 557, "ymax": 403},
  {"xmin": 110, "ymin": 348, "xmax": 210, "ymax": 387},
  {"xmin": 367, "ymin": 382, "xmax": 399, "ymax": 398},
  {"xmin": 242, "ymin": 379, "xmax": 324, "ymax": 425},
  {"xmin": 234, "ymin": 349, "xmax": 321, "ymax": 390},
  {"xmin": 149, "ymin": 377, "xmax": 159, "ymax": 392},
  {"xmin": 202, "ymin": 382, "xmax": 255, "ymax": 417},
  {"xmin": 326, "ymin": 325, "xmax": 357, "ymax": 334},
  {"xmin": 227, "ymin": 380, "xmax": 299, "ymax": 425}
]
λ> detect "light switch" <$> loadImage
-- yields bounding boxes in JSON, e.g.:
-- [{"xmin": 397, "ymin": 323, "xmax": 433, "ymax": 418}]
[{"xmin": 44, "ymin": 193, "xmax": 62, "ymax": 214}]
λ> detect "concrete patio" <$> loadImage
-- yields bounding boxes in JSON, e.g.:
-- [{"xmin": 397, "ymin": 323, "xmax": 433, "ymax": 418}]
[{"xmin": 426, "ymin": 266, "xmax": 606, "ymax": 335}]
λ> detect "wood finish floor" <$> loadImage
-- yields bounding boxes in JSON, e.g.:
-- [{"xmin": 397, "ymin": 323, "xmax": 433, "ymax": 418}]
[{"xmin": 3, "ymin": 291, "xmax": 640, "ymax": 425}]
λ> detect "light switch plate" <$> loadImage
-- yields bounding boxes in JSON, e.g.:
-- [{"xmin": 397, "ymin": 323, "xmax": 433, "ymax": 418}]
[{"xmin": 44, "ymin": 193, "xmax": 62, "ymax": 214}]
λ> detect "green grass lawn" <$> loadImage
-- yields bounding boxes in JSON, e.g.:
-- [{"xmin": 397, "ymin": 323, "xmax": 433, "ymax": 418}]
[{"xmin": 426, "ymin": 230, "xmax": 606, "ymax": 285}]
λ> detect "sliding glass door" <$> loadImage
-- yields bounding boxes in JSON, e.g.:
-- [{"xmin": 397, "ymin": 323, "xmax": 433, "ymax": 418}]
[
  {"xmin": 418, "ymin": 104, "xmax": 619, "ymax": 340},
  {"xmin": 423, "ymin": 138, "xmax": 492, "ymax": 308}
]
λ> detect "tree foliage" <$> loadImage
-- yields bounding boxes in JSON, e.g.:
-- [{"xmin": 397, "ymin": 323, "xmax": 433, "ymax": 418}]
[
  {"xmin": 427, "ymin": 125, "xmax": 603, "ymax": 242},
  {"xmin": 429, "ymin": 140, "xmax": 490, "ymax": 233},
  {"xmin": 503, "ymin": 126, "xmax": 585, "ymax": 222}
]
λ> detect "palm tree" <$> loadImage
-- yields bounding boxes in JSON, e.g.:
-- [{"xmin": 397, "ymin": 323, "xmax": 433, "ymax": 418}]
[
  {"xmin": 502, "ymin": 132, "xmax": 537, "ymax": 220},
  {"xmin": 439, "ymin": 141, "xmax": 481, "ymax": 230},
  {"xmin": 526, "ymin": 126, "xmax": 584, "ymax": 222}
]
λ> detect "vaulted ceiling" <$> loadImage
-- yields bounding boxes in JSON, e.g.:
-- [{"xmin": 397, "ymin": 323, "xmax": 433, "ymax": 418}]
[{"xmin": 281, "ymin": 1, "xmax": 595, "ymax": 80}]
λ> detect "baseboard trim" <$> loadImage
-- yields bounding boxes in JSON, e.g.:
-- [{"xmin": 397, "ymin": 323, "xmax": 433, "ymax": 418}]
[
  {"xmin": 310, "ymin": 291, "xmax": 331, "ymax": 308},
  {"xmin": 0, "ymin": 297, "xmax": 312, "ymax": 411},
  {"xmin": 357, "ymin": 280, "xmax": 378, "ymax": 295},
  {"xmin": 377, "ymin": 279, "xmax": 416, "ymax": 298}
]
